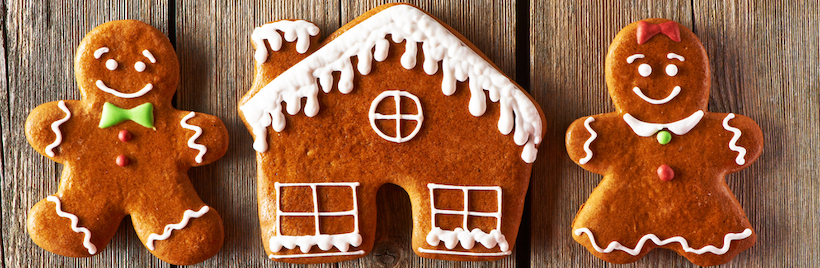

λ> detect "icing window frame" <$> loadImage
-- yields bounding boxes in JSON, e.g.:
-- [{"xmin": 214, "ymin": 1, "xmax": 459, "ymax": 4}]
[{"xmin": 368, "ymin": 90, "xmax": 424, "ymax": 143}]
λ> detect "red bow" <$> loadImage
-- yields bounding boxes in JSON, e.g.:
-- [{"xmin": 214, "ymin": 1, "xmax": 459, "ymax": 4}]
[{"xmin": 636, "ymin": 21, "xmax": 681, "ymax": 44}]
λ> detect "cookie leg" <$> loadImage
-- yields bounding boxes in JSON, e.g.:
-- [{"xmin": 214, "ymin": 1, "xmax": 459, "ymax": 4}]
[
  {"xmin": 27, "ymin": 194, "xmax": 124, "ymax": 257},
  {"xmin": 130, "ymin": 192, "xmax": 224, "ymax": 265}
]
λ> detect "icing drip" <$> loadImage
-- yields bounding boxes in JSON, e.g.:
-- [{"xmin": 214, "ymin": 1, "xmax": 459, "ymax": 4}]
[
  {"xmin": 623, "ymin": 110, "xmax": 704, "ymax": 137},
  {"xmin": 425, "ymin": 227, "xmax": 509, "ymax": 252},
  {"xmin": 240, "ymin": 5, "xmax": 542, "ymax": 163},
  {"xmin": 425, "ymin": 184, "xmax": 509, "ymax": 256},
  {"xmin": 269, "ymin": 233, "xmax": 364, "ymax": 254},
  {"xmin": 574, "ymin": 228, "xmax": 753, "ymax": 255},
  {"xmin": 45, "ymin": 100, "xmax": 71, "ymax": 157},
  {"xmin": 179, "ymin": 112, "xmax": 208, "ymax": 163},
  {"xmin": 95, "ymin": 80, "xmax": 153, "ymax": 99},
  {"xmin": 46, "ymin": 196, "xmax": 97, "ymax": 255},
  {"xmin": 93, "ymin": 47, "xmax": 109, "ymax": 59},
  {"xmin": 579, "ymin": 117, "xmax": 596, "ymax": 164},
  {"xmin": 252, "ymin": 20, "xmax": 320, "ymax": 62},
  {"xmin": 146, "ymin": 206, "xmax": 209, "ymax": 250},
  {"xmin": 722, "ymin": 113, "xmax": 746, "ymax": 165}
]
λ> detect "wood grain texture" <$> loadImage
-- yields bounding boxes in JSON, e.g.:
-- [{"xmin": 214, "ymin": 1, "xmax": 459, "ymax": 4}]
[
  {"xmin": 529, "ymin": 0, "xmax": 819, "ymax": 267},
  {"xmin": 1, "ymin": 1, "xmax": 171, "ymax": 267}
]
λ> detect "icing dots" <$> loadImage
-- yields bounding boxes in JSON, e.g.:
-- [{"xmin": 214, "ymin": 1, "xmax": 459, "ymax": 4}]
[
  {"xmin": 632, "ymin": 86, "xmax": 681, "ymax": 105},
  {"xmin": 105, "ymin": 59, "xmax": 118, "ymax": 70},
  {"xmin": 368, "ymin": 90, "xmax": 424, "ymax": 143},
  {"xmin": 574, "ymin": 228, "xmax": 753, "ymax": 255},
  {"xmin": 665, "ymin": 64, "xmax": 678, "ymax": 76},
  {"xmin": 623, "ymin": 110, "xmax": 704, "ymax": 137},
  {"xmin": 722, "ymin": 113, "xmax": 747, "ymax": 165},
  {"xmin": 134, "ymin": 61, "xmax": 146, "ymax": 72},
  {"xmin": 180, "ymin": 112, "xmax": 208, "ymax": 163},
  {"xmin": 45, "ymin": 100, "xmax": 71, "ymax": 157},
  {"xmin": 93, "ymin": 47, "xmax": 109, "ymax": 59},
  {"xmin": 240, "ymin": 5, "xmax": 542, "ymax": 163},
  {"xmin": 146, "ymin": 206, "xmax": 209, "ymax": 250},
  {"xmin": 638, "ymin": 64, "xmax": 652, "ymax": 77},
  {"xmin": 46, "ymin": 196, "xmax": 97, "ymax": 255},
  {"xmin": 96, "ymin": 80, "xmax": 153, "ymax": 99},
  {"xmin": 579, "ymin": 117, "xmax": 596, "ymax": 165},
  {"xmin": 252, "ymin": 20, "xmax": 320, "ymax": 62}
]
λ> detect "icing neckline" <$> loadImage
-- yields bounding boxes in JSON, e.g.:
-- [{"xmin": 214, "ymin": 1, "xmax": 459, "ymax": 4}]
[{"xmin": 622, "ymin": 110, "xmax": 704, "ymax": 137}]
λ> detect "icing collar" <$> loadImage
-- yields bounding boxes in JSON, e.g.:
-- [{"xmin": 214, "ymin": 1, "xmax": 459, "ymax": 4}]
[{"xmin": 623, "ymin": 110, "xmax": 704, "ymax": 137}]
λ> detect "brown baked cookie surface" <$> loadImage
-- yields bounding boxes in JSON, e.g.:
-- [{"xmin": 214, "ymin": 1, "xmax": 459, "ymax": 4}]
[
  {"xmin": 565, "ymin": 19, "xmax": 763, "ymax": 266},
  {"xmin": 239, "ymin": 3, "xmax": 545, "ymax": 263},
  {"xmin": 24, "ymin": 20, "xmax": 228, "ymax": 265}
]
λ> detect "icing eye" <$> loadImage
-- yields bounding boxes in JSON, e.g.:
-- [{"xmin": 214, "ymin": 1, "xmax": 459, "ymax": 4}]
[
  {"xmin": 665, "ymin": 64, "xmax": 678, "ymax": 76},
  {"xmin": 638, "ymin": 63, "xmax": 652, "ymax": 77},
  {"xmin": 135, "ymin": 61, "xmax": 146, "ymax": 72},
  {"xmin": 105, "ymin": 59, "xmax": 118, "ymax": 71}
]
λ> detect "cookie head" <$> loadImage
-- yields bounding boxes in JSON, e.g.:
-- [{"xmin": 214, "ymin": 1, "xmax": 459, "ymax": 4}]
[
  {"xmin": 605, "ymin": 19, "xmax": 709, "ymax": 120},
  {"xmin": 75, "ymin": 20, "xmax": 179, "ymax": 102}
]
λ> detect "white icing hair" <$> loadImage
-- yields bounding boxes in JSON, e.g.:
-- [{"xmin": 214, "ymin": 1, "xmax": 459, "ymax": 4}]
[{"xmin": 241, "ymin": 4, "xmax": 543, "ymax": 163}]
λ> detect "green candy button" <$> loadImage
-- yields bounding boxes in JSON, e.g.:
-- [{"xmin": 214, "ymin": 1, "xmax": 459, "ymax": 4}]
[{"xmin": 657, "ymin": 130, "xmax": 672, "ymax": 145}]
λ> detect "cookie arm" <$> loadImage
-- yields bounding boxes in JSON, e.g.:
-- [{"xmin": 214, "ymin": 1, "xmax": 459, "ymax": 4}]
[
  {"xmin": 25, "ymin": 100, "xmax": 75, "ymax": 162},
  {"xmin": 566, "ymin": 116, "xmax": 605, "ymax": 174},
  {"xmin": 176, "ymin": 111, "xmax": 229, "ymax": 167},
  {"xmin": 721, "ymin": 113, "xmax": 764, "ymax": 173}
]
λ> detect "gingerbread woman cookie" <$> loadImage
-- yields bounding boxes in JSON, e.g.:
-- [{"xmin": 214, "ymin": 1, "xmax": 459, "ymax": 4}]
[
  {"xmin": 25, "ymin": 20, "xmax": 228, "ymax": 265},
  {"xmin": 565, "ymin": 19, "xmax": 763, "ymax": 266}
]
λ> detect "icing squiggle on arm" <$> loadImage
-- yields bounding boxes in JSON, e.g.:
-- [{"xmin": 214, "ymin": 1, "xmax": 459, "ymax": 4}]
[
  {"xmin": 46, "ymin": 196, "xmax": 97, "ymax": 255},
  {"xmin": 579, "ymin": 117, "xmax": 597, "ymax": 165},
  {"xmin": 147, "ymin": 206, "xmax": 209, "ymax": 250},
  {"xmin": 574, "ymin": 228, "xmax": 752, "ymax": 255},
  {"xmin": 722, "ymin": 113, "xmax": 746, "ymax": 165},
  {"xmin": 180, "ymin": 112, "xmax": 208, "ymax": 164},
  {"xmin": 45, "ymin": 100, "xmax": 71, "ymax": 157}
]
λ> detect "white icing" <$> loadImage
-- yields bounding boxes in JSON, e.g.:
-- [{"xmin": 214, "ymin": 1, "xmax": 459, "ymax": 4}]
[
  {"xmin": 146, "ymin": 206, "xmax": 209, "ymax": 250},
  {"xmin": 180, "ymin": 112, "xmax": 208, "ymax": 164},
  {"xmin": 632, "ymin": 86, "xmax": 681, "ymax": 105},
  {"xmin": 142, "ymin": 50, "xmax": 156, "ymax": 63},
  {"xmin": 626, "ymin": 54, "xmax": 645, "ymax": 64},
  {"xmin": 667, "ymin": 52, "xmax": 685, "ymax": 61},
  {"xmin": 368, "ymin": 90, "xmax": 424, "ymax": 143},
  {"xmin": 46, "ymin": 195, "xmax": 97, "ymax": 255},
  {"xmin": 418, "ymin": 248, "xmax": 511, "ymax": 256},
  {"xmin": 269, "ymin": 182, "xmax": 363, "ymax": 256},
  {"xmin": 722, "ymin": 113, "xmax": 747, "ymax": 165},
  {"xmin": 45, "ymin": 100, "xmax": 71, "ymax": 157},
  {"xmin": 574, "ymin": 228, "xmax": 753, "ymax": 255},
  {"xmin": 240, "ymin": 5, "xmax": 542, "ymax": 163},
  {"xmin": 665, "ymin": 64, "xmax": 678, "ymax": 76},
  {"xmin": 623, "ymin": 110, "xmax": 704, "ymax": 137},
  {"xmin": 579, "ymin": 117, "xmax": 596, "ymax": 165},
  {"xmin": 269, "ymin": 250, "xmax": 365, "ymax": 259},
  {"xmin": 134, "ymin": 61, "xmax": 146, "ymax": 72},
  {"xmin": 95, "ymin": 80, "xmax": 153, "ymax": 98},
  {"xmin": 93, "ymin": 47, "xmax": 109, "ymax": 59},
  {"xmin": 252, "ymin": 20, "xmax": 320, "ymax": 62},
  {"xmin": 105, "ymin": 59, "xmax": 118, "ymax": 71},
  {"xmin": 638, "ymin": 63, "xmax": 652, "ymax": 77},
  {"xmin": 425, "ymin": 183, "xmax": 508, "ymax": 255}
]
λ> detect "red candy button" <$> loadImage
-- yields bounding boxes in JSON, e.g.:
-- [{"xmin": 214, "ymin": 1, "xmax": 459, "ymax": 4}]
[
  {"xmin": 118, "ymin": 130, "xmax": 132, "ymax": 142},
  {"xmin": 116, "ymin": 155, "xmax": 129, "ymax": 167},
  {"xmin": 657, "ymin": 164, "xmax": 674, "ymax": 181}
]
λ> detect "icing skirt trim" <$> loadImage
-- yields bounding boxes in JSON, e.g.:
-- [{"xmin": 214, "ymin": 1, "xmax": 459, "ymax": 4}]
[{"xmin": 574, "ymin": 228, "xmax": 753, "ymax": 255}]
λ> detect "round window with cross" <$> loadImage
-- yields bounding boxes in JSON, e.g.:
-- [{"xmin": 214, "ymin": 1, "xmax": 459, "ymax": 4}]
[{"xmin": 368, "ymin": 90, "xmax": 424, "ymax": 143}]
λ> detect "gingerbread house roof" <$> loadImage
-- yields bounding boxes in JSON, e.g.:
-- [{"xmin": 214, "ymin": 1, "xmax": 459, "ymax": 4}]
[{"xmin": 240, "ymin": 4, "xmax": 542, "ymax": 163}]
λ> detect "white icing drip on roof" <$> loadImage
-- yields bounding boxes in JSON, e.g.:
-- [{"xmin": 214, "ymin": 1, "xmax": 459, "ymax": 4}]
[
  {"xmin": 252, "ymin": 20, "xmax": 320, "ymax": 62},
  {"xmin": 240, "ymin": 4, "xmax": 543, "ymax": 163}
]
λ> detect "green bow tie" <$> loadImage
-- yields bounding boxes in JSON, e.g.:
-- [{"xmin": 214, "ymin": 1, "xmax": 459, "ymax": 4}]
[{"xmin": 99, "ymin": 102, "xmax": 154, "ymax": 128}]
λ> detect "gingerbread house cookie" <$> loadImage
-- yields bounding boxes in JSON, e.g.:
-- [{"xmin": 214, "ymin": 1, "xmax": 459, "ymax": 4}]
[
  {"xmin": 565, "ymin": 19, "xmax": 763, "ymax": 266},
  {"xmin": 24, "ymin": 20, "xmax": 228, "ymax": 265},
  {"xmin": 239, "ymin": 3, "xmax": 545, "ymax": 263}
]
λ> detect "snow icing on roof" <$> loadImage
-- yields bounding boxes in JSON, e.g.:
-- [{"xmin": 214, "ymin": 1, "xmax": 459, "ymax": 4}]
[{"xmin": 241, "ymin": 4, "xmax": 542, "ymax": 163}]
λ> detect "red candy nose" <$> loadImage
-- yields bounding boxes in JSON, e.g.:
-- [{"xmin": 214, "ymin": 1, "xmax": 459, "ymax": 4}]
[{"xmin": 657, "ymin": 164, "xmax": 674, "ymax": 181}]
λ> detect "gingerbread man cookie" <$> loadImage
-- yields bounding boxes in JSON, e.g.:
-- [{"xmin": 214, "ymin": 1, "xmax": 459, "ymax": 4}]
[
  {"xmin": 565, "ymin": 19, "xmax": 763, "ymax": 266},
  {"xmin": 239, "ymin": 3, "xmax": 545, "ymax": 263},
  {"xmin": 25, "ymin": 20, "xmax": 228, "ymax": 265}
]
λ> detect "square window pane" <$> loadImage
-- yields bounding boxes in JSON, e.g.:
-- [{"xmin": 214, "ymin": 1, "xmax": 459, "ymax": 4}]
[{"xmin": 279, "ymin": 186, "xmax": 314, "ymax": 213}]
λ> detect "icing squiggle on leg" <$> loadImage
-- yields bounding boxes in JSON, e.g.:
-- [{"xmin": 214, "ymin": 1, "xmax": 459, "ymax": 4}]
[
  {"xmin": 574, "ymin": 228, "xmax": 753, "ymax": 255},
  {"xmin": 579, "ymin": 117, "xmax": 597, "ymax": 164},
  {"xmin": 146, "ymin": 206, "xmax": 209, "ymax": 250},
  {"xmin": 179, "ymin": 112, "xmax": 208, "ymax": 163},
  {"xmin": 45, "ymin": 101, "xmax": 71, "ymax": 157},
  {"xmin": 46, "ymin": 195, "xmax": 97, "ymax": 255},
  {"xmin": 722, "ymin": 113, "xmax": 746, "ymax": 165}
]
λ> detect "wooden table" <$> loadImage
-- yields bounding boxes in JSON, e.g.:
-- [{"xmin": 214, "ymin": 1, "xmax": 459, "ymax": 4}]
[{"xmin": 2, "ymin": 0, "xmax": 817, "ymax": 267}]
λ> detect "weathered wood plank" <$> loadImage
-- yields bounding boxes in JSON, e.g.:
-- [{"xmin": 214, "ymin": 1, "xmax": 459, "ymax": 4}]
[
  {"xmin": 339, "ymin": 1, "xmax": 519, "ymax": 268},
  {"xmin": 1, "ymin": 1, "xmax": 170, "ymax": 267},
  {"xmin": 175, "ymin": 1, "xmax": 340, "ymax": 267}
]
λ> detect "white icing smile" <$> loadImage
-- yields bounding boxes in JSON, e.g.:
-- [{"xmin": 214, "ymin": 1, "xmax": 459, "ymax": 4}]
[
  {"xmin": 632, "ymin": 86, "xmax": 680, "ymax": 105},
  {"xmin": 95, "ymin": 80, "xmax": 153, "ymax": 99}
]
